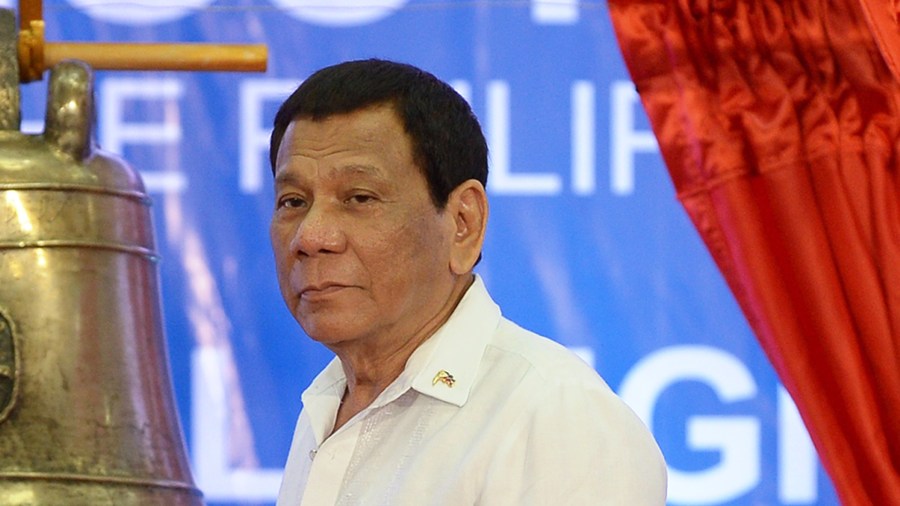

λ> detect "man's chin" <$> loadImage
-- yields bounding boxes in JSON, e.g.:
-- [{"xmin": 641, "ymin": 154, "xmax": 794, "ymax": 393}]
[{"xmin": 298, "ymin": 317, "xmax": 367, "ymax": 347}]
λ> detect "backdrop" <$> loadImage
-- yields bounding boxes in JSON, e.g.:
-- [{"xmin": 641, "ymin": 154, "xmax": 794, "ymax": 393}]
[{"xmin": 11, "ymin": 1, "xmax": 840, "ymax": 505}]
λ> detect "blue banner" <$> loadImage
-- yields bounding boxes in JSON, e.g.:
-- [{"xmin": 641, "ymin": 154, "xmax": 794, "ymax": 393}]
[{"xmin": 14, "ymin": 1, "xmax": 839, "ymax": 504}]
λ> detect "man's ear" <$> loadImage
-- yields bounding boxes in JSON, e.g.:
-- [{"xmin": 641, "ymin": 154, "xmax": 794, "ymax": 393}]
[{"xmin": 447, "ymin": 179, "xmax": 488, "ymax": 275}]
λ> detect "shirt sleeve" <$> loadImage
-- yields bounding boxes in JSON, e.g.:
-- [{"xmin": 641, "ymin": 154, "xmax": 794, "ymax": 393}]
[{"xmin": 478, "ymin": 378, "xmax": 668, "ymax": 505}]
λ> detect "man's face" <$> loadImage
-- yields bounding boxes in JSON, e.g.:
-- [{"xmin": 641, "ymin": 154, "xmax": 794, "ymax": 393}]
[{"xmin": 270, "ymin": 104, "xmax": 457, "ymax": 349}]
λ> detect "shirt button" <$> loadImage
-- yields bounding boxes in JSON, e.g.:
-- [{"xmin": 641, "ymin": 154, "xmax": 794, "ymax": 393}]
[{"xmin": 309, "ymin": 448, "xmax": 317, "ymax": 461}]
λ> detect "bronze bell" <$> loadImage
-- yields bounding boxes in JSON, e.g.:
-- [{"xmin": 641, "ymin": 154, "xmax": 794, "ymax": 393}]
[{"xmin": 0, "ymin": 8, "xmax": 203, "ymax": 505}]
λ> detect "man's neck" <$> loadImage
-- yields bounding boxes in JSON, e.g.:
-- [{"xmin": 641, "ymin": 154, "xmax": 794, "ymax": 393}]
[{"xmin": 328, "ymin": 274, "xmax": 475, "ymax": 434}]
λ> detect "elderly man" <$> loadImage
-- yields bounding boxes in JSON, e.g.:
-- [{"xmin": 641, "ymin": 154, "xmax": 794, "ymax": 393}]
[{"xmin": 269, "ymin": 59, "xmax": 666, "ymax": 505}]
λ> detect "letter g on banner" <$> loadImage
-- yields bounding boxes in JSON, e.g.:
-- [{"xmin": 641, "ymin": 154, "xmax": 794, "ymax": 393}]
[
  {"xmin": 270, "ymin": 0, "xmax": 410, "ymax": 26},
  {"xmin": 66, "ymin": 0, "xmax": 216, "ymax": 25},
  {"xmin": 619, "ymin": 345, "xmax": 761, "ymax": 504}
]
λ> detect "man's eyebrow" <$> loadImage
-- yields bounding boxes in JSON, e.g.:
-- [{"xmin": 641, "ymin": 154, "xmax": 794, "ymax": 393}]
[{"xmin": 274, "ymin": 163, "xmax": 388, "ymax": 187}]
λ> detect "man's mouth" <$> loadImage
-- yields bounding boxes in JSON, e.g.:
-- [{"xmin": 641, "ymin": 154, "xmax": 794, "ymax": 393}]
[{"xmin": 298, "ymin": 283, "xmax": 351, "ymax": 300}]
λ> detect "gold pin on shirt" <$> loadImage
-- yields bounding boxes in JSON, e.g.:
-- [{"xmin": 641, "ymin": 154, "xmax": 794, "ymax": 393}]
[{"xmin": 432, "ymin": 370, "xmax": 455, "ymax": 387}]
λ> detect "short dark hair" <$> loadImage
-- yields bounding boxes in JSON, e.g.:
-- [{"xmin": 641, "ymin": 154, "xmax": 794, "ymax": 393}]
[{"xmin": 269, "ymin": 59, "xmax": 488, "ymax": 208}]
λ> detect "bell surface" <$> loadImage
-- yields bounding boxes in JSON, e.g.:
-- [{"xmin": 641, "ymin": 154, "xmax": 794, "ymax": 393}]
[{"xmin": 0, "ymin": 8, "xmax": 203, "ymax": 505}]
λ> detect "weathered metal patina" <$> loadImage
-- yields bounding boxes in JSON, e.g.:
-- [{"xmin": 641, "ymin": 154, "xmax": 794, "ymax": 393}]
[{"xmin": 0, "ymin": 7, "xmax": 203, "ymax": 504}]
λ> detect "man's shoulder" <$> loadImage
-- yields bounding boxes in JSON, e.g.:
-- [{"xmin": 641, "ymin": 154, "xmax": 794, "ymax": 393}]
[{"xmin": 483, "ymin": 317, "xmax": 609, "ymax": 389}]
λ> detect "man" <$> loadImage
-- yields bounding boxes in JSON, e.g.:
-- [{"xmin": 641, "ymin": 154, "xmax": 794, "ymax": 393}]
[{"xmin": 269, "ymin": 58, "xmax": 666, "ymax": 505}]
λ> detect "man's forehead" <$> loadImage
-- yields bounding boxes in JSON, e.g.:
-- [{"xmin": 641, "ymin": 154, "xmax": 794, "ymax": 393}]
[
  {"xmin": 274, "ymin": 162, "xmax": 387, "ymax": 183},
  {"xmin": 283, "ymin": 107, "xmax": 409, "ymax": 152}
]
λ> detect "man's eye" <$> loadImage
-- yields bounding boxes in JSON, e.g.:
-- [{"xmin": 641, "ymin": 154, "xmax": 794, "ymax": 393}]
[
  {"xmin": 348, "ymin": 194, "xmax": 376, "ymax": 205},
  {"xmin": 278, "ymin": 196, "xmax": 307, "ymax": 209}
]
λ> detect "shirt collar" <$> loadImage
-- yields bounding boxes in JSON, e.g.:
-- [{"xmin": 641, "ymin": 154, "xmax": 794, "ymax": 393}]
[
  {"xmin": 300, "ymin": 357, "xmax": 346, "ymax": 444},
  {"xmin": 301, "ymin": 275, "xmax": 501, "ymax": 440},
  {"xmin": 406, "ymin": 275, "xmax": 500, "ymax": 407}
]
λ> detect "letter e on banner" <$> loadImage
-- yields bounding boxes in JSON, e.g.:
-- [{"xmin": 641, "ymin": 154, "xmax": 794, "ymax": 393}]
[{"xmin": 100, "ymin": 78, "xmax": 186, "ymax": 193}]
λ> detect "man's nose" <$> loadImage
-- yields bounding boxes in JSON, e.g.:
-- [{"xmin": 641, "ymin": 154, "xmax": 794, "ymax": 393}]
[{"xmin": 290, "ymin": 203, "xmax": 346, "ymax": 256}]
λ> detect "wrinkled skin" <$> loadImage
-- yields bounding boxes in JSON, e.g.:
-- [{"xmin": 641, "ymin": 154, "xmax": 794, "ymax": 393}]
[{"xmin": 269, "ymin": 104, "xmax": 482, "ymax": 386}]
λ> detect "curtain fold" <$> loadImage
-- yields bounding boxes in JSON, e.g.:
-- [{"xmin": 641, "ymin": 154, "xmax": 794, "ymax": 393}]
[{"xmin": 607, "ymin": 1, "xmax": 900, "ymax": 503}]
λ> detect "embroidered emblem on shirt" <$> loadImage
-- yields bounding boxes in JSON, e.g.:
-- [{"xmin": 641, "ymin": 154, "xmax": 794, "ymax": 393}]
[{"xmin": 432, "ymin": 369, "xmax": 455, "ymax": 388}]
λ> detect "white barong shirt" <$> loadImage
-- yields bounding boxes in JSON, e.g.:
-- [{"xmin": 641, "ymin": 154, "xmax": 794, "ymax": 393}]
[{"xmin": 277, "ymin": 276, "xmax": 667, "ymax": 505}]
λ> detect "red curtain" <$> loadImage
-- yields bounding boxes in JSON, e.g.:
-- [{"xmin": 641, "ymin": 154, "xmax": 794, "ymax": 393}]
[{"xmin": 607, "ymin": 1, "xmax": 900, "ymax": 503}]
